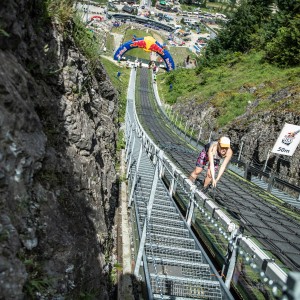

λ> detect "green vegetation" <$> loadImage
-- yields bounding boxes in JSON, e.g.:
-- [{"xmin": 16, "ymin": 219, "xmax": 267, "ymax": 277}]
[
  {"xmin": 100, "ymin": 57, "xmax": 130, "ymax": 154},
  {"xmin": 0, "ymin": 28, "xmax": 9, "ymax": 37},
  {"xmin": 73, "ymin": 14, "xmax": 102, "ymax": 69},
  {"xmin": 79, "ymin": 290, "xmax": 101, "ymax": 299},
  {"xmin": 169, "ymin": 47, "xmax": 195, "ymax": 66},
  {"xmin": 46, "ymin": 0, "xmax": 75, "ymax": 28},
  {"xmin": 111, "ymin": 24, "xmax": 129, "ymax": 34},
  {"xmin": 45, "ymin": 0, "xmax": 105, "ymax": 70},
  {"xmin": 100, "ymin": 57, "xmax": 130, "ymax": 123},
  {"xmin": 21, "ymin": 255, "xmax": 54, "ymax": 298},
  {"xmin": 110, "ymin": 262, "xmax": 123, "ymax": 284},
  {"xmin": 203, "ymin": 0, "xmax": 300, "ymax": 67},
  {"xmin": 157, "ymin": 51, "xmax": 300, "ymax": 128},
  {"xmin": 105, "ymin": 33, "xmax": 115, "ymax": 55}
]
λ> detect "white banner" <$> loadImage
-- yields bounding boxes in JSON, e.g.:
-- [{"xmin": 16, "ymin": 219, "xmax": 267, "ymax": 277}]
[{"xmin": 271, "ymin": 123, "xmax": 300, "ymax": 156}]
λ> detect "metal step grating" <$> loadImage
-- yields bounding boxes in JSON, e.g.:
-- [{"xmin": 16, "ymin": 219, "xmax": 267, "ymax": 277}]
[
  {"xmin": 139, "ymin": 215, "xmax": 186, "ymax": 229},
  {"xmin": 148, "ymin": 258, "xmax": 212, "ymax": 279},
  {"xmin": 147, "ymin": 234, "xmax": 195, "ymax": 249},
  {"xmin": 150, "ymin": 274, "xmax": 222, "ymax": 299},
  {"xmin": 146, "ymin": 244, "xmax": 203, "ymax": 263},
  {"xmin": 136, "ymin": 197, "xmax": 172, "ymax": 207},
  {"xmin": 138, "ymin": 207, "xmax": 182, "ymax": 220},
  {"xmin": 148, "ymin": 224, "xmax": 190, "ymax": 238}
]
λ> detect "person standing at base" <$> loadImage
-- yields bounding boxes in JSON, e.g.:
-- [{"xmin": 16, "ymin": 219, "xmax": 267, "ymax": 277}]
[
  {"xmin": 134, "ymin": 59, "xmax": 138, "ymax": 70},
  {"xmin": 153, "ymin": 73, "xmax": 157, "ymax": 83},
  {"xmin": 117, "ymin": 71, "xmax": 121, "ymax": 80},
  {"xmin": 189, "ymin": 137, "xmax": 233, "ymax": 188}
]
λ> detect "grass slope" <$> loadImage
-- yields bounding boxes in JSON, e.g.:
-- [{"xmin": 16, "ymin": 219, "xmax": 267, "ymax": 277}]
[{"xmin": 157, "ymin": 51, "xmax": 300, "ymax": 127}]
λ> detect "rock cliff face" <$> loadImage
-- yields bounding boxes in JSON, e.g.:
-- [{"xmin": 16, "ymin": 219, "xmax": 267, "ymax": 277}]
[
  {"xmin": 0, "ymin": 1, "xmax": 118, "ymax": 299},
  {"xmin": 173, "ymin": 88, "xmax": 300, "ymax": 187}
]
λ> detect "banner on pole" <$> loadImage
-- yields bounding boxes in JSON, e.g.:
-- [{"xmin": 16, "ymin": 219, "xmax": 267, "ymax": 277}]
[{"xmin": 271, "ymin": 123, "xmax": 300, "ymax": 156}]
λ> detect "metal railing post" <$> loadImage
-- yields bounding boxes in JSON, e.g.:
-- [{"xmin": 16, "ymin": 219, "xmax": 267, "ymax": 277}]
[
  {"xmin": 134, "ymin": 163, "xmax": 159, "ymax": 277},
  {"xmin": 190, "ymin": 124, "xmax": 194, "ymax": 141},
  {"xmin": 125, "ymin": 126, "xmax": 134, "ymax": 162},
  {"xmin": 238, "ymin": 141, "xmax": 244, "ymax": 161},
  {"xmin": 158, "ymin": 150, "xmax": 165, "ymax": 178},
  {"xmin": 126, "ymin": 135, "xmax": 135, "ymax": 177},
  {"xmin": 169, "ymin": 168, "xmax": 177, "ymax": 197},
  {"xmin": 197, "ymin": 127, "xmax": 202, "ymax": 144},
  {"xmin": 184, "ymin": 121, "xmax": 188, "ymax": 133},
  {"xmin": 222, "ymin": 227, "xmax": 241, "ymax": 288},
  {"xmin": 263, "ymin": 150, "xmax": 271, "ymax": 172},
  {"xmin": 267, "ymin": 174, "xmax": 275, "ymax": 192},
  {"xmin": 244, "ymin": 163, "xmax": 251, "ymax": 181},
  {"xmin": 128, "ymin": 143, "xmax": 143, "ymax": 207},
  {"xmin": 186, "ymin": 185, "xmax": 196, "ymax": 226},
  {"xmin": 184, "ymin": 121, "xmax": 188, "ymax": 138},
  {"xmin": 208, "ymin": 131, "xmax": 212, "ymax": 143}
]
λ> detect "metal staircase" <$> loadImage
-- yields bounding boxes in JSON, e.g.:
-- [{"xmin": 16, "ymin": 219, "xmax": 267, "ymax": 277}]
[
  {"xmin": 126, "ymin": 128, "xmax": 232, "ymax": 299},
  {"xmin": 122, "ymin": 65, "xmax": 300, "ymax": 300},
  {"xmin": 124, "ymin": 68, "xmax": 233, "ymax": 299}
]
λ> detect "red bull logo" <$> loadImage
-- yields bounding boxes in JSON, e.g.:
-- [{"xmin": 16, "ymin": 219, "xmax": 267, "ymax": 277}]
[
  {"xmin": 148, "ymin": 43, "xmax": 164, "ymax": 56},
  {"xmin": 130, "ymin": 36, "xmax": 165, "ymax": 55},
  {"xmin": 130, "ymin": 40, "xmax": 147, "ymax": 49},
  {"xmin": 115, "ymin": 35, "xmax": 174, "ymax": 71}
]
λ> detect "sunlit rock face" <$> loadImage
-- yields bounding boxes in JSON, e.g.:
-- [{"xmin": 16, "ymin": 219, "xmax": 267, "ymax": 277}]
[{"xmin": 0, "ymin": 0, "xmax": 119, "ymax": 299}]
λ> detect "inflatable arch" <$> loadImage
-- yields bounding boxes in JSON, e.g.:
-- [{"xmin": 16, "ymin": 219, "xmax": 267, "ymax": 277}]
[{"xmin": 113, "ymin": 36, "xmax": 175, "ymax": 71}]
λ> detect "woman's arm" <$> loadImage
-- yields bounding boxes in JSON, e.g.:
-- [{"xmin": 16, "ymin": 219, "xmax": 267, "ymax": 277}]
[
  {"xmin": 216, "ymin": 148, "xmax": 233, "ymax": 183},
  {"xmin": 208, "ymin": 144, "xmax": 217, "ymax": 182}
]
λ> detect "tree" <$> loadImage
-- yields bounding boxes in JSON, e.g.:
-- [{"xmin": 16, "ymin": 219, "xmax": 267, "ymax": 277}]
[
  {"xmin": 200, "ymin": 0, "xmax": 300, "ymax": 67},
  {"xmin": 264, "ymin": 13, "xmax": 300, "ymax": 66},
  {"xmin": 204, "ymin": 0, "xmax": 274, "ymax": 53}
]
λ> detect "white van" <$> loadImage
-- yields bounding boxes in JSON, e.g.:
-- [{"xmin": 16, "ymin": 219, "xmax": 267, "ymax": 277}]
[{"xmin": 175, "ymin": 25, "xmax": 182, "ymax": 29}]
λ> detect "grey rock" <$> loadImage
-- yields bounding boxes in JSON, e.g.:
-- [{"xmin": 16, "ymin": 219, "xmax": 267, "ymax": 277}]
[{"xmin": 0, "ymin": 0, "xmax": 119, "ymax": 298}]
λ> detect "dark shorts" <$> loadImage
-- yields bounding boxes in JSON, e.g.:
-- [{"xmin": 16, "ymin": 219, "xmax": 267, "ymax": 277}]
[{"xmin": 195, "ymin": 149, "xmax": 219, "ymax": 171}]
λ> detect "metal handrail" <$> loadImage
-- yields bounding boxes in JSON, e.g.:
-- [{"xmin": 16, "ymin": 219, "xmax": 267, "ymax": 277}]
[
  {"xmin": 125, "ymin": 67, "xmax": 300, "ymax": 300},
  {"xmin": 151, "ymin": 76, "xmax": 300, "ymax": 202}
]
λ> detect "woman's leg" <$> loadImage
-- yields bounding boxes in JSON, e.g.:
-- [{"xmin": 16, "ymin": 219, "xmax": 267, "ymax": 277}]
[
  {"xmin": 189, "ymin": 166, "xmax": 203, "ymax": 182},
  {"xmin": 190, "ymin": 149, "xmax": 207, "ymax": 182}
]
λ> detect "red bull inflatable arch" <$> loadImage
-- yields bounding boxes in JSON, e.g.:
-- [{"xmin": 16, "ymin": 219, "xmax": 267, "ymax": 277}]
[{"xmin": 113, "ymin": 36, "xmax": 175, "ymax": 71}]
